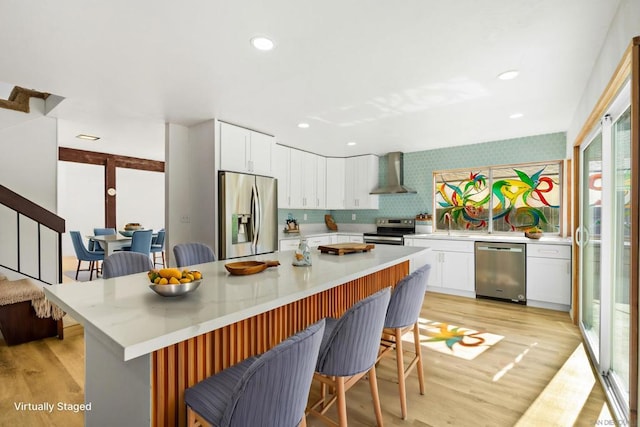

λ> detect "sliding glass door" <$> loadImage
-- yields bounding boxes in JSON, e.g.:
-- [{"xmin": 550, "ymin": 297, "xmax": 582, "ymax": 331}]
[
  {"xmin": 579, "ymin": 132, "xmax": 602, "ymax": 359},
  {"xmin": 610, "ymin": 105, "xmax": 631, "ymax": 406},
  {"xmin": 578, "ymin": 81, "xmax": 631, "ymax": 418}
]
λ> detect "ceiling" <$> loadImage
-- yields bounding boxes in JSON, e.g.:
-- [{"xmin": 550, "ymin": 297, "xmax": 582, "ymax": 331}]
[{"xmin": 0, "ymin": 1, "xmax": 621, "ymax": 158}]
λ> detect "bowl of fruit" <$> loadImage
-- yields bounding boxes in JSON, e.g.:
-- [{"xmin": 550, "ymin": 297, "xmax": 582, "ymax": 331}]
[
  {"xmin": 147, "ymin": 268, "xmax": 203, "ymax": 297},
  {"xmin": 524, "ymin": 226, "xmax": 544, "ymax": 240}
]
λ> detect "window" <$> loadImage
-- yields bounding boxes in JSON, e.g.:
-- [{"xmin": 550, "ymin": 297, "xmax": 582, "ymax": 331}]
[{"xmin": 434, "ymin": 161, "xmax": 563, "ymax": 234}]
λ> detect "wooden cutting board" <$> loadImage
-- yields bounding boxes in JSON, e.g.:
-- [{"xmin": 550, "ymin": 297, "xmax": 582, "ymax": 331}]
[{"xmin": 318, "ymin": 243, "xmax": 375, "ymax": 255}]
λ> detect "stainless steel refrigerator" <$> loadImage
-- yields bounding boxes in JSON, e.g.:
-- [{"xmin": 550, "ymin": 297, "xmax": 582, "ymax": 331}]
[{"xmin": 218, "ymin": 171, "xmax": 278, "ymax": 260}]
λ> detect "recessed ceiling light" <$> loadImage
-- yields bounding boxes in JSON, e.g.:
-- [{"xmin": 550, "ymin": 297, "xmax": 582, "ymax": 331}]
[
  {"xmin": 76, "ymin": 134, "xmax": 100, "ymax": 141},
  {"xmin": 347, "ymin": 141, "xmax": 357, "ymax": 146},
  {"xmin": 297, "ymin": 123, "xmax": 309, "ymax": 129},
  {"xmin": 251, "ymin": 36, "xmax": 275, "ymax": 51},
  {"xmin": 509, "ymin": 113, "xmax": 524, "ymax": 119},
  {"xmin": 498, "ymin": 70, "xmax": 519, "ymax": 80}
]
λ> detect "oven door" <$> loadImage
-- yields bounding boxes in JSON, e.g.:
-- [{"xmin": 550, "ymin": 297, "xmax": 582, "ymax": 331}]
[{"xmin": 363, "ymin": 234, "xmax": 404, "ymax": 245}]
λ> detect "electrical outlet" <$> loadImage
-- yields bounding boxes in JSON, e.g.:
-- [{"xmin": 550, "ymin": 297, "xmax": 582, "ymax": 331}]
[
  {"xmin": 352, "ymin": 213, "xmax": 356, "ymax": 220},
  {"xmin": 303, "ymin": 213, "xmax": 308, "ymax": 221},
  {"xmin": 180, "ymin": 215, "xmax": 191, "ymax": 223}
]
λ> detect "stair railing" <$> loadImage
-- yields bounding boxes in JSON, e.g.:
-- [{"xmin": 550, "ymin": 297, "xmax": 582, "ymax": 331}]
[{"xmin": 0, "ymin": 184, "xmax": 65, "ymax": 285}]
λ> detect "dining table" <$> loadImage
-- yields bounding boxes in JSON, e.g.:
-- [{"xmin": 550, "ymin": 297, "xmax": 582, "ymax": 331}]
[{"xmin": 89, "ymin": 234, "xmax": 132, "ymax": 256}]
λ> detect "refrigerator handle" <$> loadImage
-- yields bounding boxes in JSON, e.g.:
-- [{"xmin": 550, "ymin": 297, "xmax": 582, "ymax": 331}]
[{"xmin": 252, "ymin": 182, "xmax": 261, "ymax": 251}]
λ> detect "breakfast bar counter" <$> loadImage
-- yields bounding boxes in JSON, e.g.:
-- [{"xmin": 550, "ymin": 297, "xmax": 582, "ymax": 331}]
[{"xmin": 44, "ymin": 245, "xmax": 427, "ymax": 427}]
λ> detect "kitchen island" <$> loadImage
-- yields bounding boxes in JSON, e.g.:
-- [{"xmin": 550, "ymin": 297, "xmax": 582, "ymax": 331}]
[{"xmin": 44, "ymin": 245, "xmax": 426, "ymax": 427}]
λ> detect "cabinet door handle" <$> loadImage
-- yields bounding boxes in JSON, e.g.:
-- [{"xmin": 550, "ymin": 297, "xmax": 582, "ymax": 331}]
[{"xmin": 538, "ymin": 249, "xmax": 559, "ymax": 254}]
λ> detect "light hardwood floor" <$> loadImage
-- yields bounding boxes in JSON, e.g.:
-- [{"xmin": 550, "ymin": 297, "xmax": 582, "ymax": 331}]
[{"xmin": 0, "ymin": 292, "xmax": 611, "ymax": 427}]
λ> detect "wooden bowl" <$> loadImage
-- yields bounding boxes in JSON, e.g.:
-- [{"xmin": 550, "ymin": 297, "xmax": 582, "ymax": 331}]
[
  {"xmin": 224, "ymin": 260, "xmax": 280, "ymax": 275},
  {"xmin": 525, "ymin": 231, "xmax": 543, "ymax": 240}
]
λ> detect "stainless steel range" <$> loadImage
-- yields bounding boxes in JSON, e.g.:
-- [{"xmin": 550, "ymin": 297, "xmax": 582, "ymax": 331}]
[{"xmin": 363, "ymin": 218, "xmax": 416, "ymax": 245}]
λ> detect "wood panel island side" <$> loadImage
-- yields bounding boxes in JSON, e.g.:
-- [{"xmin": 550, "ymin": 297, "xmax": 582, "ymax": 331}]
[{"xmin": 44, "ymin": 245, "xmax": 427, "ymax": 427}]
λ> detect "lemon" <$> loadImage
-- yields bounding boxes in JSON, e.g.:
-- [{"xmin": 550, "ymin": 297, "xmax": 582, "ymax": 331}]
[
  {"xmin": 159, "ymin": 268, "xmax": 182, "ymax": 279},
  {"xmin": 168, "ymin": 277, "xmax": 180, "ymax": 285},
  {"xmin": 158, "ymin": 278, "xmax": 169, "ymax": 285}
]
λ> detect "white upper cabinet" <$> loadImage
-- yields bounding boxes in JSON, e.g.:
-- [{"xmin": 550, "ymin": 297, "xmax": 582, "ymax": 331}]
[
  {"xmin": 315, "ymin": 156, "xmax": 326, "ymax": 209},
  {"xmin": 326, "ymin": 157, "xmax": 345, "ymax": 209},
  {"xmin": 344, "ymin": 155, "xmax": 379, "ymax": 209},
  {"xmin": 272, "ymin": 144, "xmax": 290, "ymax": 208},
  {"xmin": 288, "ymin": 149, "xmax": 304, "ymax": 208},
  {"xmin": 284, "ymin": 148, "xmax": 327, "ymax": 209},
  {"xmin": 219, "ymin": 122, "xmax": 274, "ymax": 176}
]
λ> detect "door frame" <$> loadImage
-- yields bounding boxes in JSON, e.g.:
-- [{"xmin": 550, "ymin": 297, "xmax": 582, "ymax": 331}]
[{"xmin": 571, "ymin": 37, "xmax": 639, "ymax": 422}]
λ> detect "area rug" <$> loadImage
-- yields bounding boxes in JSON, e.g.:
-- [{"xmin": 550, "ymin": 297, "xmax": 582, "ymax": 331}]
[{"xmin": 418, "ymin": 319, "xmax": 504, "ymax": 360}]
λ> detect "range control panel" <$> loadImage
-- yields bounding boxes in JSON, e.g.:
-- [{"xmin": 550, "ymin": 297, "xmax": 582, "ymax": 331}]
[{"xmin": 376, "ymin": 218, "xmax": 415, "ymax": 229}]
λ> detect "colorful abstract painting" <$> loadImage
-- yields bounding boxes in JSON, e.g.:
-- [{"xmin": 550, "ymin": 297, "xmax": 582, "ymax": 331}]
[{"xmin": 434, "ymin": 162, "xmax": 562, "ymax": 233}]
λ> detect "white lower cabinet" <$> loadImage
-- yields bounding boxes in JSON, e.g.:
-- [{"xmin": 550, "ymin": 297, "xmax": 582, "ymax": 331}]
[
  {"xmin": 307, "ymin": 235, "xmax": 331, "ymax": 248},
  {"xmin": 407, "ymin": 239, "xmax": 475, "ymax": 296},
  {"xmin": 279, "ymin": 239, "xmax": 300, "ymax": 251},
  {"xmin": 526, "ymin": 244, "xmax": 571, "ymax": 310},
  {"xmin": 336, "ymin": 235, "xmax": 350, "ymax": 243},
  {"xmin": 279, "ymin": 233, "xmax": 362, "ymax": 251},
  {"xmin": 407, "ymin": 237, "xmax": 572, "ymax": 311}
]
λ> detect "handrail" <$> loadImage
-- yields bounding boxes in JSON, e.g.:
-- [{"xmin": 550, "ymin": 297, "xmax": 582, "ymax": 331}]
[
  {"xmin": 0, "ymin": 184, "xmax": 65, "ymax": 233},
  {"xmin": 0, "ymin": 184, "xmax": 65, "ymax": 284}
]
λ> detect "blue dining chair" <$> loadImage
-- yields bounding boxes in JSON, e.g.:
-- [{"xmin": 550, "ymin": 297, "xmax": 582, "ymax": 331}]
[
  {"xmin": 378, "ymin": 264, "xmax": 431, "ymax": 419},
  {"xmin": 102, "ymin": 252, "xmax": 154, "ymax": 279},
  {"xmin": 308, "ymin": 287, "xmax": 391, "ymax": 426},
  {"xmin": 69, "ymin": 231, "xmax": 104, "ymax": 281},
  {"xmin": 119, "ymin": 229, "xmax": 153, "ymax": 256},
  {"xmin": 150, "ymin": 229, "xmax": 166, "ymax": 267},
  {"xmin": 89, "ymin": 227, "xmax": 116, "ymax": 252},
  {"xmin": 185, "ymin": 319, "xmax": 326, "ymax": 427},
  {"xmin": 173, "ymin": 243, "xmax": 216, "ymax": 268}
]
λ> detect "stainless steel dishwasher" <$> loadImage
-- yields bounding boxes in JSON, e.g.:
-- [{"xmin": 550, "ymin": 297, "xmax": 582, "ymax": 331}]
[{"xmin": 475, "ymin": 241, "xmax": 526, "ymax": 303}]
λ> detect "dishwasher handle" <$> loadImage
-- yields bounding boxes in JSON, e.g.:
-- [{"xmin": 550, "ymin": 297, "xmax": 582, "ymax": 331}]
[{"xmin": 477, "ymin": 246, "xmax": 524, "ymax": 252}]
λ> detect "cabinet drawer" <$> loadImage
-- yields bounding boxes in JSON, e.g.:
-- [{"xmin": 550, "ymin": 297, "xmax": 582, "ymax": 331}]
[
  {"xmin": 527, "ymin": 244, "xmax": 570, "ymax": 259},
  {"xmin": 423, "ymin": 239, "xmax": 474, "ymax": 253}
]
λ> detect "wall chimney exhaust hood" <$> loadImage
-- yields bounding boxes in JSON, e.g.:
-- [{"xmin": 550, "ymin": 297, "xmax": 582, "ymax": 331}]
[{"xmin": 370, "ymin": 152, "xmax": 416, "ymax": 194}]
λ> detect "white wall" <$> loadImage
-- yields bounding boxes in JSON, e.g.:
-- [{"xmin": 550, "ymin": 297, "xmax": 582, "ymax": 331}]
[
  {"xmin": 188, "ymin": 120, "xmax": 217, "ymax": 256},
  {"xmin": 115, "ymin": 167, "xmax": 164, "ymax": 232},
  {"xmin": 57, "ymin": 162, "xmax": 104, "ymax": 255},
  {"xmin": 165, "ymin": 123, "xmax": 192, "ymax": 266},
  {"xmin": 566, "ymin": 0, "xmax": 640, "ymax": 154},
  {"xmin": 0, "ymin": 98, "xmax": 59, "ymax": 283},
  {"xmin": 0, "ymin": 98, "xmax": 57, "ymax": 210},
  {"xmin": 164, "ymin": 121, "xmax": 217, "ymax": 266}
]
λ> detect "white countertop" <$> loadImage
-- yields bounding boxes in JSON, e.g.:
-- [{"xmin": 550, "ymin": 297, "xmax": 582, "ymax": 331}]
[
  {"xmin": 278, "ymin": 230, "xmax": 364, "ymax": 240},
  {"xmin": 44, "ymin": 245, "xmax": 425, "ymax": 361},
  {"xmin": 406, "ymin": 233, "xmax": 572, "ymax": 245}
]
